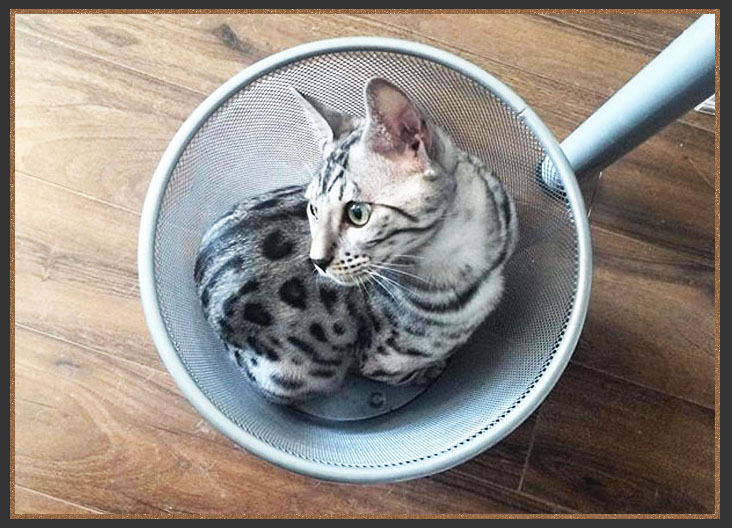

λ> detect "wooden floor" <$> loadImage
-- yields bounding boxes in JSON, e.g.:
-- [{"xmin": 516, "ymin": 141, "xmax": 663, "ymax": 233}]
[{"xmin": 12, "ymin": 13, "xmax": 717, "ymax": 515}]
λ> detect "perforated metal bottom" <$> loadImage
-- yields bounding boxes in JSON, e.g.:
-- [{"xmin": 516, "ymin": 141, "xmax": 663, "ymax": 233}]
[{"xmin": 295, "ymin": 375, "xmax": 429, "ymax": 421}]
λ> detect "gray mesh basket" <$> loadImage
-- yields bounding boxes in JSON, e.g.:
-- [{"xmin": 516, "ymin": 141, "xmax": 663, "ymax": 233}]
[{"xmin": 138, "ymin": 37, "xmax": 592, "ymax": 483}]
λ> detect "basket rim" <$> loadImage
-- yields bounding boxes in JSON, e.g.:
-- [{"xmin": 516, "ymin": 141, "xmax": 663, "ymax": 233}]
[{"xmin": 137, "ymin": 36, "xmax": 592, "ymax": 483}]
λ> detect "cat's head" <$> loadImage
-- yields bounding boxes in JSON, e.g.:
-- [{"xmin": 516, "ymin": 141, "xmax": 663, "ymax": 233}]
[{"xmin": 295, "ymin": 78, "xmax": 456, "ymax": 286}]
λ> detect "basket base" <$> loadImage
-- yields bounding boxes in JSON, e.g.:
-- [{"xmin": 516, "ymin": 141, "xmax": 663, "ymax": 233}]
[{"xmin": 294, "ymin": 374, "xmax": 430, "ymax": 421}]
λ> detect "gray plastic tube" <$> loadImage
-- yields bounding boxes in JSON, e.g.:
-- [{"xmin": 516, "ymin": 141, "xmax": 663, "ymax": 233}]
[{"xmin": 541, "ymin": 13, "xmax": 716, "ymax": 188}]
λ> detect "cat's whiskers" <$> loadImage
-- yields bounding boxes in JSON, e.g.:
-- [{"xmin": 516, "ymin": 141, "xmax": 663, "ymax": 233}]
[
  {"xmin": 374, "ymin": 271, "xmax": 422, "ymax": 299},
  {"xmin": 366, "ymin": 270, "xmax": 403, "ymax": 307},
  {"xmin": 356, "ymin": 274, "xmax": 373, "ymax": 304},
  {"xmin": 368, "ymin": 269, "xmax": 422, "ymax": 303},
  {"xmin": 370, "ymin": 263, "xmax": 432, "ymax": 286}
]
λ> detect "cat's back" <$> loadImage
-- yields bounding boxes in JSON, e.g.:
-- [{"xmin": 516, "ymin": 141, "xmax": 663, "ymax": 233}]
[
  {"xmin": 194, "ymin": 184, "xmax": 312, "ymax": 315},
  {"xmin": 194, "ymin": 185, "xmax": 371, "ymax": 402}
]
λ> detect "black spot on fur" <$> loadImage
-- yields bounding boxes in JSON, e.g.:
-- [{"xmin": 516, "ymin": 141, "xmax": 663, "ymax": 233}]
[
  {"xmin": 367, "ymin": 369, "xmax": 392, "ymax": 379},
  {"xmin": 233, "ymin": 349, "xmax": 247, "ymax": 368},
  {"xmin": 309, "ymin": 322, "xmax": 328, "ymax": 343},
  {"xmin": 332, "ymin": 322, "xmax": 345, "ymax": 335},
  {"xmin": 319, "ymin": 285, "xmax": 338, "ymax": 313},
  {"xmin": 247, "ymin": 339, "xmax": 262, "ymax": 356},
  {"xmin": 201, "ymin": 288, "xmax": 210, "ymax": 309},
  {"xmin": 289, "ymin": 201, "xmax": 308, "ymax": 220},
  {"xmin": 287, "ymin": 336, "xmax": 318, "ymax": 358},
  {"xmin": 223, "ymin": 295, "xmax": 239, "ymax": 317},
  {"xmin": 246, "ymin": 335, "xmax": 279, "ymax": 361},
  {"xmin": 356, "ymin": 319, "xmax": 372, "ymax": 350},
  {"xmin": 279, "ymin": 278, "xmax": 307, "ymax": 310},
  {"xmin": 263, "ymin": 346, "xmax": 279, "ymax": 362},
  {"xmin": 251, "ymin": 197, "xmax": 281, "ymax": 210},
  {"xmin": 405, "ymin": 347, "xmax": 431, "ymax": 358},
  {"xmin": 270, "ymin": 374, "xmax": 303, "ymax": 390},
  {"xmin": 261, "ymin": 230, "xmax": 293, "ymax": 260},
  {"xmin": 193, "ymin": 255, "xmax": 205, "ymax": 285},
  {"xmin": 218, "ymin": 318, "xmax": 235, "ymax": 340},
  {"xmin": 242, "ymin": 302, "xmax": 273, "ymax": 326},
  {"xmin": 238, "ymin": 280, "xmax": 259, "ymax": 296},
  {"xmin": 308, "ymin": 369, "xmax": 336, "ymax": 378},
  {"xmin": 287, "ymin": 336, "xmax": 341, "ymax": 366}
]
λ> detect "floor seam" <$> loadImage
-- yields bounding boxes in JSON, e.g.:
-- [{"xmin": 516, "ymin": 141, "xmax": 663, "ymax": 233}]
[
  {"xmin": 14, "ymin": 484, "xmax": 110, "ymax": 514},
  {"xmin": 590, "ymin": 223, "xmax": 715, "ymax": 268},
  {"xmin": 517, "ymin": 410, "xmax": 540, "ymax": 492},
  {"xmin": 15, "ymin": 322, "xmax": 168, "ymax": 378},
  {"xmin": 15, "ymin": 170, "xmax": 142, "ymax": 216},
  {"xmin": 568, "ymin": 358, "xmax": 714, "ymax": 411}
]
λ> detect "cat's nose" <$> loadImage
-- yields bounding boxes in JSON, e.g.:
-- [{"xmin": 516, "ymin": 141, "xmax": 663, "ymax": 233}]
[{"xmin": 310, "ymin": 257, "xmax": 333, "ymax": 272}]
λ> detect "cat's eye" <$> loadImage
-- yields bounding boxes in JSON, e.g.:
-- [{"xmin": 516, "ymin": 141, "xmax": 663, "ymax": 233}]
[
  {"xmin": 345, "ymin": 202, "xmax": 371, "ymax": 227},
  {"xmin": 309, "ymin": 203, "xmax": 318, "ymax": 219}
]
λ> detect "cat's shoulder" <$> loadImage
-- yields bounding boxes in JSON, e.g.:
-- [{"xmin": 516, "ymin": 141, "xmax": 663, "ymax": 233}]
[{"xmin": 453, "ymin": 150, "xmax": 501, "ymax": 191}]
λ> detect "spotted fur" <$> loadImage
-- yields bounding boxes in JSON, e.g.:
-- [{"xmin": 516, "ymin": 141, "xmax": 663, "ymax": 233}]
[{"xmin": 195, "ymin": 78, "xmax": 517, "ymax": 403}]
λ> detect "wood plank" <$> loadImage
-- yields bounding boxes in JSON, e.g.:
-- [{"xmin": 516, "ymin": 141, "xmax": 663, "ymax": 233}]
[
  {"xmin": 14, "ymin": 27, "xmax": 203, "ymax": 213},
  {"xmin": 14, "ymin": 172, "xmax": 158, "ymax": 371},
  {"xmin": 589, "ymin": 122, "xmax": 715, "ymax": 262},
  {"xmin": 573, "ymin": 225, "xmax": 715, "ymax": 409},
  {"xmin": 521, "ymin": 363, "xmax": 715, "ymax": 513},
  {"xmin": 540, "ymin": 13, "xmax": 698, "ymax": 54},
  {"xmin": 15, "ymin": 326, "xmax": 566, "ymax": 514},
  {"xmin": 15, "ymin": 14, "xmax": 243, "ymax": 97}
]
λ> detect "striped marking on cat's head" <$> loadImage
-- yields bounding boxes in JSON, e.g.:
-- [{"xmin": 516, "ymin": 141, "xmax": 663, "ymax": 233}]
[{"xmin": 295, "ymin": 78, "xmax": 455, "ymax": 286}]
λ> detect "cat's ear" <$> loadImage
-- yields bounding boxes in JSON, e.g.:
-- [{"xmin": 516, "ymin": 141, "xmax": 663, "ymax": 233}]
[
  {"xmin": 292, "ymin": 88, "xmax": 356, "ymax": 147},
  {"xmin": 363, "ymin": 78, "xmax": 432, "ymax": 165}
]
